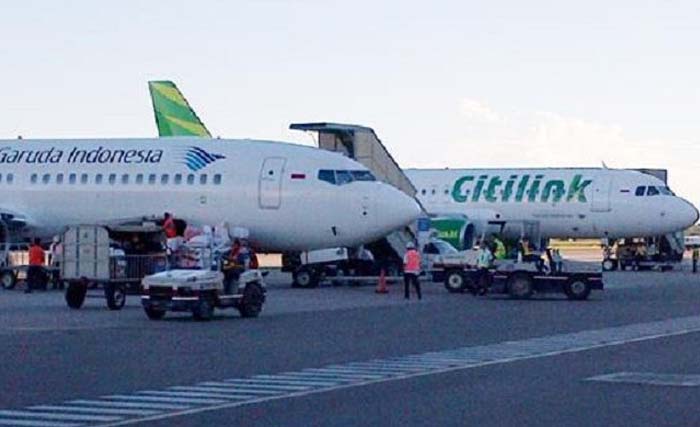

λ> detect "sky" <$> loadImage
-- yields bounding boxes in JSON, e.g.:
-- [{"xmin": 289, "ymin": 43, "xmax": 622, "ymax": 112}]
[{"xmin": 1, "ymin": 0, "xmax": 699, "ymax": 204}]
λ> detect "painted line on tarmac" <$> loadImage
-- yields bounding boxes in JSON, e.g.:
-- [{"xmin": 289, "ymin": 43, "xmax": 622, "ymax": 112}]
[{"xmin": 5, "ymin": 315, "xmax": 700, "ymax": 427}]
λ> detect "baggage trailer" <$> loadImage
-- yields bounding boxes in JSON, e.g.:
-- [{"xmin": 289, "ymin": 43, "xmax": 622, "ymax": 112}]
[
  {"xmin": 438, "ymin": 261, "xmax": 604, "ymax": 300},
  {"xmin": 62, "ymin": 225, "xmax": 167, "ymax": 310}
]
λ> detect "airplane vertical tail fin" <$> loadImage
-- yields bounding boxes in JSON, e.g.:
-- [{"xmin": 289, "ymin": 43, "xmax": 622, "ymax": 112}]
[{"xmin": 148, "ymin": 80, "xmax": 212, "ymax": 137}]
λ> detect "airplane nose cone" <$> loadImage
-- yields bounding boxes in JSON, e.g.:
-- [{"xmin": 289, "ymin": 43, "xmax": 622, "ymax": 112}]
[
  {"xmin": 376, "ymin": 185, "xmax": 423, "ymax": 232},
  {"xmin": 678, "ymin": 198, "xmax": 700, "ymax": 229}
]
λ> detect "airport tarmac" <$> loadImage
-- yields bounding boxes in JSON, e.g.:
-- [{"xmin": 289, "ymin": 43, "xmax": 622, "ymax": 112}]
[{"xmin": 1, "ymin": 266, "xmax": 700, "ymax": 426}]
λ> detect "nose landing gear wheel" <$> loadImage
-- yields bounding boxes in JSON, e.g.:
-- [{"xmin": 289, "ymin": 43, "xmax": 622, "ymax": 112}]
[{"xmin": 105, "ymin": 284, "xmax": 127, "ymax": 310}]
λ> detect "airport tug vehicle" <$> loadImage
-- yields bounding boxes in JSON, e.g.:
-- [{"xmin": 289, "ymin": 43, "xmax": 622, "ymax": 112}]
[
  {"xmin": 435, "ymin": 250, "xmax": 603, "ymax": 300},
  {"xmin": 140, "ymin": 262, "xmax": 266, "ymax": 321}
]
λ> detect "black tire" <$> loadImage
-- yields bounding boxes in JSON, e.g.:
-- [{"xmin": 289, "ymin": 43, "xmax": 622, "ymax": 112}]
[
  {"xmin": 564, "ymin": 277, "xmax": 592, "ymax": 300},
  {"xmin": 192, "ymin": 298, "xmax": 214, "ymax": 321},
  {"xmin": 602, "ymin": 258, "xmax": 617, "ymax": 271},
  {"xmin": 293, "ymin": 267, "xmax": 318, "ymax": 288},
  {"xmin": 144, "ymin": 306, "xmax": 166, "ymax": 320},
  {"xmin": 444, "ymin": 271, "xmax": 466, "ymax": 293},
  {"xmin": 239, "ymin": 282, "xmax": 265, "ymax": 318},
  {"xmin": 1, "ymin": 270, "xmax": 17, "ymax": 290},
  {"xmin": 507, "ymin": 273, "xmax": 533, "ymax": 299},
  {"xmin": 65, "ymin": 282, "xmax": 87, "ymax": 309},
  {"xmin": 104, "ymin": 283, "xmax": 127, "ymax": 310}
]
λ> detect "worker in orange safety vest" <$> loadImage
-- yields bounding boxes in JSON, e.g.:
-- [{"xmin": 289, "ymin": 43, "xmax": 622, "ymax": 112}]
[
  {"xmin": 163, "ymin": 212, "xmax": 177, "ymax": 239},
  {"xmin": 403, "ymin": 242, "xmax": 422, "ymax": 300}
]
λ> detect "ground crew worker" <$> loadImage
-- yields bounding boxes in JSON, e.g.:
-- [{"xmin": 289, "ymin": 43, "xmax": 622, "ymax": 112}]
[
  {"xmin": 26, "ymin": 238, "xmax": 45, "ymax": 294},
  {"xmin": 475, "ymin": 241, "xmax": 494, "ymax": 295},
  {"xmin": 163, "ymin": 212, "xmax": 177, "ymax": 239},
  {"xmin": 403, "ymin": 242, "xmax": 421, "ymax": 300},
  {"xmin": 493, "ymin": 235, "xmax": 507, "ymax": 260},
  {"xmin": 224, "ymin": 239, "xmax": 243, "ymax": 293},
  {"xmin": 49, "ymin": 235, "xmax": 63, "ymax": 290},
  {"xmin": 693, "ymin": 247, "xmax": 698, "ymax": 274}
]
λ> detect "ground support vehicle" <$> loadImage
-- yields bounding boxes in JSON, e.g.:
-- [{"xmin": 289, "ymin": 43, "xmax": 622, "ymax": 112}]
[
  {"xmin": 602, "ymin": 233, "xmax": 684, "ymax": 272},
  {"xmin": 438, "ymin": 260, "xmax": 603, "ymax": 300},
  {"xmin": 283, "ymin": 243, "xmax": 402, "ymax": 288},
  {"xmin": 62, "ymin": 225, "xmax": 167, "ymax": 310},
  {"xmin": 140, "ymin": 269, "xmax": 266, "ymax": 321}
]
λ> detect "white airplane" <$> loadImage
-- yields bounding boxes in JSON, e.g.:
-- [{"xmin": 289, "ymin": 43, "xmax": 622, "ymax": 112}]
[
  {"xmin": 146, "ymin": 82, "xmax": 698, "ymax": 247},
  {"xmin": 0, "ymin": 138, "xmax": 421, "ymax": 251},
  {"xmin": 406, "ymin": 167, "xmax": 698, "ymax": 244}
]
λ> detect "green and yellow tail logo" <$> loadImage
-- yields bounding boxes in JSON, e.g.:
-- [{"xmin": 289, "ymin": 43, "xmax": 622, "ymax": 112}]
[{"xmin": 148, "ymin": 81, "xmax": 211, "ymax": 137}]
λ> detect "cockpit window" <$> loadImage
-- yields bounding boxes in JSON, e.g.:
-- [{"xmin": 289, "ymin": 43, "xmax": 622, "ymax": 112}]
[
  {"xmin": 335, "ymin": 170, "xmax": 353, "ymax": 185},
  {"xmin": 647, "ymin": 186, "xmax": 660, "ymax": 196},
  {"xmin": 318, "ymin": 169, "xmax": 376, "ymax": 185},
  {"xmin": 350, "ymin": 170, "xmax": 376, "ymax": 181},
  {"xmin": 659, "ymin": 186, "xmax": 674, "ymax": 196},
  {"xmin": 635, "ymin": 186, "xmax": 646, "ymax": 196},
  {"xmin": 318, "ymin": 170, "xmax": 336, "ymax": 184}
]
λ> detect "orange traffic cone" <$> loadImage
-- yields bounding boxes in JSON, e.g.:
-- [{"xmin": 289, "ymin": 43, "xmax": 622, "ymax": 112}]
[{"xmin": 375, "ymin": 269, "xmax": 388, "ymax": 294}]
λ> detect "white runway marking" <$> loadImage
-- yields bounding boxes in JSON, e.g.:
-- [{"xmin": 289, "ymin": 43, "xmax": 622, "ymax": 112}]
[
  {"xmin": 586, "ymin": 372, "xmax": 700, "ymax": 387},
  {"xmin": 6, "ymin": 315, "xmax": 700, "ymax": 427}
]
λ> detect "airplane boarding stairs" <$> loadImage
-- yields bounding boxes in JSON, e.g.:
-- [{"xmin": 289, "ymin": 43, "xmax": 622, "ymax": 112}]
[{"xmin": 290, "ymin": 123, "xmax": 423, "ymax": 262}]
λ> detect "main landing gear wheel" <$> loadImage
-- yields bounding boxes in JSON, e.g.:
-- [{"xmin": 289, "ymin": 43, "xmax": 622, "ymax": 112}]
[{"xmin": 602, "ymin": 258, "xmax": 617, "ymax": 271}]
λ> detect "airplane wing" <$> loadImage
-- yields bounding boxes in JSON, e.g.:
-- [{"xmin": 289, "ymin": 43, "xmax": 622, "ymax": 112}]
[{"xmin": 148, "ymin": 81, "xmax": 212, "ymax": 138}]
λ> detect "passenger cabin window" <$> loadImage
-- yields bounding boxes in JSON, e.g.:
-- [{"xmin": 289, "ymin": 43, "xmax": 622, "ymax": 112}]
[
  {"xmin": 108, "ymin": 174, "xmax": 116, "ymax": 185},
  {"xmin": 6, "ymin": 174, "xmax": 13, "ymax": 184},
  {"xmin": 174, "ymin": 174, "xmax": 182, "ymax": 185},
  {"xmin": 187, "ymin": 174, "xmax": 195, "ymax": 185},
  {"xmin": 56, "ymin": 173, "xmax": 64, "ymax": 184},
  {"xmin": 635, "ymin": 186, "xmax": 645, "ymax": 196},
  {"xmin": 121, "ymin": 174, "xmax": 129, "ymax": 184},
  {"xmin": 160, "ymin": 174, "xmax": 169, "ymax": 185},
  {"xmin": 95, "ymin": 174, "xmax": 103, "ymax": 184},
  {"xmin": 135, "ymin": 174, "xmax": 144, "ymax": 184},
  {"xmin": 647, "ymin": 186, "xmax": 660, "ymax": 196},
  {"xmin": 80, "ymin": 174, "xmax": 88, "ymax": 184},
  {"xmin": 199, "ymin": 175, "xmax": 207, "ymax": 185},
  {"xmin": 30, "ymin": 174, "xmax": 38, "ymax": 184},
  {"xmin": 213, "ymin": 174, "xmax": 222, "ymax": 185},
  {"xmin": 148, "ymin": 174, "xmax": 156, "ymax": 185},
  {"xmin": 42, "ymin": 174, "xmax": 50, "ymax": 184},
  {"xmin": 69, "ymin": 173, "xmax": 77, "ymax": 184}
]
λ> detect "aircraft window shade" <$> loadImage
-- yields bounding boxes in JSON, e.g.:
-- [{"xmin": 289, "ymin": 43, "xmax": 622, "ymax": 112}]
[
  {"xmin": 187, "ymin": 174, "xmax": 195, "ymax": 185},
  {"xmin": 95, "ymin": 174, "xmax": 103, "ymax": 184},
  {"xmin": 200, "ymin": 175, "xmax": 207, "ymax": 185},
  {"xmin": 69, "ymin": 174, "xmax": 77, "ymax": 185},
  {"xmin": 318, "ymin": 170, "xmax": 336, "ymax": 184},
  {"xmin": 647, "ymin": 186, "xmax": 660, "ymax": 196},
  {"xmin": 136, "ymin": 174, "xmax": 144, "ymax": 184},
  {"xmin": 335, "ymin": 170, "xmax": 353, "ymax": 185},
  {"xmin": 213, "ymin": 174, "xmax": 222, "ymax": 185},
  {"xmin": 148, "ymin": 174, "xmax": 157, "ymax": 185},
  {"xmin": 121, "ymin": 174, "xmax": 129, "ymax": 184},
  {"xmin": 6, "ymin": 174, "xmax": 13, "ymax": 184},
  {"xmin": 350, "ymin": 170, "xmax": 376, "ymax": 181},
  {"xmin": 30, "ymin": 174, "xmax": 38, "ymax": 184},
  {"xmin": 56, "ymin": 174, "xmax": 64, "ymax": 184},
  {"xmin": 108, "ymin": 174, "xmax": 117, "ymax": 185},
  {"xmin": 42, "ymin": 174, "xmax": 50, "ymax": 184},
  {"xmin": 174, "ymin": 174, "xmax": 182, "ymax": 185},
  {"xmin": 160, "ymin": 174, "xmax": 169, "ymax": 185},
  {"xmin": 635, "ymin": 186, "xmax": 645, "ymax": 196},
  {"xmin": 80, "ymin": 174, "xmax": 88, "ymax": 184}
]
